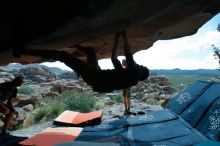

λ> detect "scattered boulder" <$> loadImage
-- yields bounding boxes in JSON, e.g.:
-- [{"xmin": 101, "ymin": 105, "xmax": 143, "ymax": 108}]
[
  {"xmin": 22, "ymin": 115, "xmax": 34, "ymax": 128},
  {"xmin": 22, "ymin": 104, "xmax": 34, "ymax": 112},
  {"xmin": 19, "ymin": 66, "xmax": 57, "ymax": 83},
  {"xmin": 14, "ymin": 95, "xmax": 39, "ymax": 107},
  {"xmin": 58, "ymin": 71, "xmax": 78, "ymax": 80},
  {"xmin": 49, "ymin": 79, "xmax": 88, "ymax": 94},
  {"xmin": 14, "ymin": 108, "xmax": 26, "ymax": 127},
  {"xmin": 0, "ymin": 72, "xmax": 14, "ymax": 83}
]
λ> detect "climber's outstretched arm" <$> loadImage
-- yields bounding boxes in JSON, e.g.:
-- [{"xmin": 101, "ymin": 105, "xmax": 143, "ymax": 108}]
[
  {"xmin": 111, "ymin": 32, "xmax": 123, "ymax": 70},
  {"xmin": 120, "ymin": 31, "xmax": 136, "ymax": 68},
  {"xmin": 111, "ymin": 32, "xmax": 120, "ymax": 60},
  {"xmin": 121, "ymin": 31, "xmax": 130, "ymax": 55}
]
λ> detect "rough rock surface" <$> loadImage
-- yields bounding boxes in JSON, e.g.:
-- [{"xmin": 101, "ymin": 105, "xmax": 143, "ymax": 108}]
[{"xmin": 0, "ymin": 1, "xmax": 219, "ymax": 65}]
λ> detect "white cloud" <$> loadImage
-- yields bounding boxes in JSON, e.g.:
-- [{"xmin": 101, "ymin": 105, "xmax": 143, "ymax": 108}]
[{"xmin": 121, "ymin": 29, "xmax": 220, "ymax": 70}]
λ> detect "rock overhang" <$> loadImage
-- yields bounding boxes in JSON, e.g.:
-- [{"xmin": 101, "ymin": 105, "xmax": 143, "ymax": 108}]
[{"xmin": 0, "ymin": 0, "xmax": 220, "ymax": 65}]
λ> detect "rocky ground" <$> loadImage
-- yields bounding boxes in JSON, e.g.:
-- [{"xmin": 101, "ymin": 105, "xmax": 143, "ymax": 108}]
[{"xmin": 0, "ymin": 64, "xmax": 175, "ymax": 137}]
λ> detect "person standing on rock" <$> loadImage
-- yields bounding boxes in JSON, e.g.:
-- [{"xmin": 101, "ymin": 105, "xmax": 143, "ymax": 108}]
[
  {"xmin": 14, "ymin": 31, "xmax": 149, "ymax": 93},
  {"xmin": 121, "ymin": 59, "xmax": 132, "ymax": 115},
  {"xmin": 0, "ymin": 76, "xmax": 23, "ymax": 135}
]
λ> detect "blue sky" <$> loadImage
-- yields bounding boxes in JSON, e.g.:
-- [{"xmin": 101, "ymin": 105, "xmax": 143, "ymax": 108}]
[{"xmin": 42, "ymin": 13, "xmax": 220, "ymax": 71}]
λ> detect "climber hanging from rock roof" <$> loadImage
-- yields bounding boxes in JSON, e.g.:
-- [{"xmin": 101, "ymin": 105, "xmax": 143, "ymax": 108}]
[{"xmin": 14, "ymin": 31, "xmax": 149, "ymax": 93}]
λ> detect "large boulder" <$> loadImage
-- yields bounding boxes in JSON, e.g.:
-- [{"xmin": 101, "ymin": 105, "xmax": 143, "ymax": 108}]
[
  {"xmin": 19, "ymin": 66, "xmax": 56, "ymax": 83},
  {"xmin": 13, "ymin": 94, "xmax": 39, "ymax": 107}
]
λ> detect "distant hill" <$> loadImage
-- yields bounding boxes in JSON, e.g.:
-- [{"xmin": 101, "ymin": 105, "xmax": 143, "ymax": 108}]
[
  {"xmin": 1, "ymin": 64, "xmax": 219, "ymax": 77},
  {"xmin": 151, "ymin": 68, "xmax": 220, "ymax": 76},
  {"xmin": 0, "ymin": 63, "xmax": 70, "ymax": 75}
]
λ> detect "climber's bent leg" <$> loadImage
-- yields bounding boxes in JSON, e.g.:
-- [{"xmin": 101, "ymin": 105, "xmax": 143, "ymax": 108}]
[
  {"xmin": 74, "ymin": 45, "xmax": 100, "ymax": 70},
  {"xmin": 15, "ymin": 49, "xmax": 91, "ymax": 76}
]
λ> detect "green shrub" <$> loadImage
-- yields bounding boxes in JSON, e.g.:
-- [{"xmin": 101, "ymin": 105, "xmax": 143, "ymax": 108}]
[
  {"xmin": 61, "ymin": 90, "xmax": 96, "ymax": 113},
  {"xmin": 111, "ymin": 94, "xmax": 123, "ymax": 103},
  {"xmin": 18, "ymin": 85, "xmax": 34, "ymax": 95},
  {"xmin": 33, "ymin": 106, "xmax": 49, "ymax": 123},
  {"xmin": 95, "ymin": 102, "xmax": 104, "ymax": 110},
  {"xmin": 11, "ymin": 71, "xmax": 20, "ymax": 77},
  {"xmin": 48, "ymin": 102, "xmax": 65, "ymax": 119},
  {"xmin": 33, "ymin": 102, "xmax": 64, "ymax": 123},
  {"xmin": 32, "ymin": 90, "xmax": 97, "ymax": 123}
]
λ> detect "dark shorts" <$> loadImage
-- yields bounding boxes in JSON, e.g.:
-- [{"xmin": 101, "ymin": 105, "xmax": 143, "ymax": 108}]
[{"xmin": 125, "ymin": 53, "xmax": 136, "ymax": 69}]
